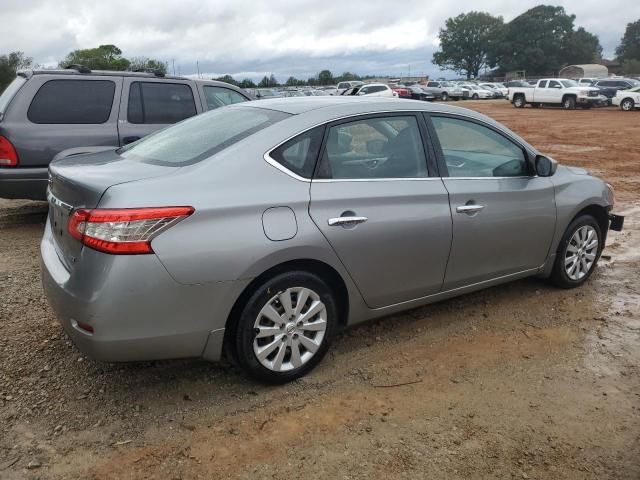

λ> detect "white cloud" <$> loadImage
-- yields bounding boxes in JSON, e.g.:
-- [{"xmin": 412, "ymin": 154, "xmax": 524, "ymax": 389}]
[{"xmin": 0, "ymin": 0, "xmax": 634, "ymax": 79}]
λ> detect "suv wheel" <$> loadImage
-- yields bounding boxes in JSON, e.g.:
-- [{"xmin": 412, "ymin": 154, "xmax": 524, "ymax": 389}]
[
  {"xmin": 550, "ymin": 215, "xmax": 602, "ymax": 288},
  {"xmin": 513, "ymin": 95, "xmax": 525, "ymax": 108},
  {"xmin": 563, "ymin": 96, "xmax": 576, "ymax": 110},
  {"xmin": 440, "ymin": 92, "xmax": 449, "ymax": 101},
  {"xmin": 233, "ymin": 271, "xmax": 337, "ymax": 383},
  {"xmin": 472, "ymin": 93, "xmax": 479, "ymax": 100},
  {"xmin": 621, "ymin": 98, "xmax": 635, "ymax": 111}
]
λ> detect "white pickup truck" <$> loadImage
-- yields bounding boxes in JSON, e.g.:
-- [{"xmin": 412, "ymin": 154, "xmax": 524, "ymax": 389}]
[{"xmin": 508, "ymin": 78, "xmax": 607, "ymax": 109}]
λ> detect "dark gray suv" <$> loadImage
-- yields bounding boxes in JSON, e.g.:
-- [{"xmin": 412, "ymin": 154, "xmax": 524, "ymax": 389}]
[{"xmin": 0, "ymin": 67, "xmax": 252, "ymax": 200}]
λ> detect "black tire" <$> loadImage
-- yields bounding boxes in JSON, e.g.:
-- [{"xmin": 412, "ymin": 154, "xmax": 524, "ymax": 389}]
[
  {"xmin": 513, "ymin": 95, "xmax": 526, "ymax": 108},
  {"xmin": 550, "ymin": 215, "xmax": 603, "ymax": 289},
  {"xmin": 441, "ymin": 92, "xmax": 449, "ymax": 101},
  {"xmin": 620, "ymin": 98, "xmax": 635, "ymax": 111},
  {"xmin": 562, "ymin": 96, "xmax": 576, "ymax": 110},
  {"xmin": 232, "ymin": 271, "xmax": 338, "ymax": 384},
  {"xmin": 472, "ymin": 93, "xmax": 479, "ymax": 100}
]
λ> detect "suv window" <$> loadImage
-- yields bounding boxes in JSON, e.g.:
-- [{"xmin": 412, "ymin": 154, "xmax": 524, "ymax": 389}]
[
  {"xmin": 120, "ymin": 107, "xmax": 289, "ymax": 166},
  {"xmin": 431, "ymin": 116, "xmax": 527, "ymax": 178},
  {"xmin": 427, "ymin": 82, "xmax": 439, "ymax": 87},
  {"xmin": 548, "ymin": 80, "xmax": 561, "ymax": 88},
  {"xmin": 28, "ymin": 79, "xmax": 115, "ymax": 124},
  {"xmin": 128, "ymin": 82, "xmax": 196, "ymax": 124},
  {"xmin": 203, "ymin": 86, "xmax": 247, "ymax": 109},
  {"xmin": 270, "ymin": 126, "xmax": 324, "ymax": 178},
  {"xmin": 597, "ymin": 80, "xmax": 613, "ymax": 87},
  {"xmin": 0, "ymin": 76, "xmax": 27, "ymax": 116},
  {"xmin": 316, "ymin": 116, "xmax": 428, "ymax": 179},
  {"xmin": 538, "ymin": 80, "xmax": 548, "ymax": 88}
]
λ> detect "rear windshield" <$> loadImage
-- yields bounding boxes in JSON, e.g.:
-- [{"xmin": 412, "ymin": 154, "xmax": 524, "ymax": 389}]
[
  {"xmin": 119, "ymin": 106, "xmax": 290, "ymax": 166},
  {"xmin": 0, "ymin": 76, "xmax": 27, "ymax": 116}
]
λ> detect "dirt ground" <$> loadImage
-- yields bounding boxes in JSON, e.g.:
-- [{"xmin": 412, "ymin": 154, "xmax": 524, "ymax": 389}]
[{"xmin": 1, "ymin": 101, "xmax": 638, "ymax": 480}]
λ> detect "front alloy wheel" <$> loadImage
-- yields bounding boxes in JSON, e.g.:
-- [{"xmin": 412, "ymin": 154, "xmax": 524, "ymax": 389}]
[
  {"xmin": 621, "ymin": 98, "xmax": 635, "ymax": 111},
  {"xmin": 551, "ymin": 215, "xmax": 602, "ymax": 288},
  {"xmin": 564, "ymin": 226, "xmax": 599, "ymax": 281}
]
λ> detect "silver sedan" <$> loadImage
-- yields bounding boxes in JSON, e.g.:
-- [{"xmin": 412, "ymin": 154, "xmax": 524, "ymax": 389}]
[{"xmin": 41, "ymin": 97, "xmax": 624, "ymax": 383}]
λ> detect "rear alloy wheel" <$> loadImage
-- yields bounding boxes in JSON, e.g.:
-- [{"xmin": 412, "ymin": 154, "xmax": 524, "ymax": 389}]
[
  {"xmin": 563, "ymin": 96, "xmax": 576, "ymax": 110},
  {"xmin": 551, "ymin": 215, "xmax": 602, "ymax": 288},
  {"xmin": 234, "ymin": 271, "xmax": 337, "ymax": 383},
  {"xmin": 440, "ymin": 92, "xmax": 449, "ymax": 101},
  {"xmin": 621, "ymin": 98, "xmax": 635, "ymax": 111},
  {"xmin": 513, "ymin": 95, "xmax": 525, "ymax": 108}
]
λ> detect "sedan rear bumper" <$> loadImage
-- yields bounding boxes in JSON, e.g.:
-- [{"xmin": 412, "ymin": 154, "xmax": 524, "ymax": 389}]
[
  {"xmin": 0, "ymin": 167, "xmax": 48, "ymax": 200},
  {"xmin": 40, "ymin": 221, "xmax": 250, "ymax": 362}
]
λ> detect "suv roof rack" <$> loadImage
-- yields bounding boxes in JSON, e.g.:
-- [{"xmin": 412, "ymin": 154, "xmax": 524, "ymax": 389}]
[
  {"xmin": 133, "ymin": 68, "xmax": 165, "ymax": 78},
  {"xmin": 65, "ymin": 64, "xmax": 92, "ymax": 74}
]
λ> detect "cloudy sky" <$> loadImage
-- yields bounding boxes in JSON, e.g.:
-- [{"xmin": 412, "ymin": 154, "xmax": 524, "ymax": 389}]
[{"xmin": 1, "ymin": 0, "xmax": 637, "ymax": 81}]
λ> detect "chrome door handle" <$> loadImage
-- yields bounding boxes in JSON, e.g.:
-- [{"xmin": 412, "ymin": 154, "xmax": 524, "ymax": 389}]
[
  {"xmin": 456, "ymin": 205, "xmax": 485, "ymax": 214},
  {"xmin": 328, "ymin": 216, "xmax": 368, "ymax": 227}
]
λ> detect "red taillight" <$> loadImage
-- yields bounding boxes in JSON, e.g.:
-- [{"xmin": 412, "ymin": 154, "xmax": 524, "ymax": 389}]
[
  {"xmin": 68, "ymin": 206, "xmax": 194, "ymax": 255},
  {"xmin": 0, "ymin": 135, "xmax": 18, "ymax": 167}
]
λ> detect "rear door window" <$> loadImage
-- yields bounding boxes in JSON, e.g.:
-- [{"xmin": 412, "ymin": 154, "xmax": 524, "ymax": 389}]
[
  {"xmin": 269, "ymin": 126, "xmax": 324, "ymax": 178},
  {"xmin": 0, "ymin": 76, "xmax": 27, "ymax": 117},
  {"xmin": 28, "ymin": 79, "xmax": 115, "ymax": 124},
  {"xmin": 128, "ymin": 82, "xmax": 197, "ymax": 124}
]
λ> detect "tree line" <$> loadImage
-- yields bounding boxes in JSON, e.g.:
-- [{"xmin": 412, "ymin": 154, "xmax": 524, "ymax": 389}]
[
  {"xmin": 213, "ymin": 70, "xmax": 376, "ymax": 88},
  {"xmin": 432, "ymin": 6, "xmax": 640, "ymax": 79}
]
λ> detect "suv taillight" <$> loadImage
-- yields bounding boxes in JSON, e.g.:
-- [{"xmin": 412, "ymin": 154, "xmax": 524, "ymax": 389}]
[
  {"xmin": 0, "ymin": 135, "xmax": 18, "ymax": 167},
  {"xmin": 68, "ymin": 207, "xmax": 194, "ymax": 255}
]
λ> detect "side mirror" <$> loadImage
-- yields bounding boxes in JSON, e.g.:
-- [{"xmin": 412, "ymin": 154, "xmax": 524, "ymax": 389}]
[{"xmin": 535, "ymin": 155, "xmax": 558, "ymax": 177}]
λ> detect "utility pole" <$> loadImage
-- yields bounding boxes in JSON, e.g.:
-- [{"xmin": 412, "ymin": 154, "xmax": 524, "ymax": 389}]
[
  {"xmin": 196, "ymin": 61, "xmax": 201, "ymax": 78},
  {"xmin": 172, "ymin": 59, "xmax": 175, "ymax": 75}
]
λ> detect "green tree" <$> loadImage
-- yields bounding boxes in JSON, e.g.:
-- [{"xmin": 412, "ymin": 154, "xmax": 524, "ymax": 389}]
[
  {"xmin": 213, "ymin": 74, "xmax": 239, "ymax": 86},
  {"xmin": 239, "ymin": 78, "xmax": 256, "ymax": 88},
  {"xmin": 620, "ymin": 58, "xmax": 640, "ymax": 75},
  {"xmin": 318, "ymin": 69, "xmax": 333, "ymax": 85},
  {"xmin": 129, "ymin": 56, "xmax": 168, "ymax": 75},
  {"xmin": 563, "ymin": 27, "xmax": 602, "ymax": 65},
  {"xmin": 339, "ymin": 71, "xmax": 357, "ymax": 82},
  {"xmin": 59, "ymin": 44, "xmax": 130, "ymax": 71},
  {"xmin": 432, "ymin": 11, "xmax": 504, "ymax": 79},
  {"xmin": 0, "ymin": 51, "xmax": 33, "ymax": 92},
  {"xmin": 285, "ymin": 76, "xmax": 302, "ymax": 86},
  {"xmin": 616, "ymin": 20, "xmax": 640, "ymax": 61},
  {"xmin": 494, "ymin": 6, "xmax": 601, "ymax": 75},
  {"xmin": 258, "ymin": 74, "xmax": 278, "ymax": 87}
]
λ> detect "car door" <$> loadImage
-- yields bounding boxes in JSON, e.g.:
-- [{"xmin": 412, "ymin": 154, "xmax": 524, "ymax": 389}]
[
  {"xmin": 426, "ymin": 114, "xmax": 556, "ymax": 290},
  {"xmin": 309, "ymin": 113, "xmax": 452, "ymax": 308},
  {"xmin": 118, "ymin": 78, "xmax": 202, "ymax": 146}
]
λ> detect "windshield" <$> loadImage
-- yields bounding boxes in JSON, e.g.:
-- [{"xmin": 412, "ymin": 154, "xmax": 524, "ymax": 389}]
[
  {"xmin": 0, "ymin": 76, "xmax": 27, "ymax": 116},
  {"xmin": 119, "ymin": 106, "xmax": 289, "ymax": 166},
  {"xmin": 560, "ymin": 80, "xmax": 579, "ymax": 88}
]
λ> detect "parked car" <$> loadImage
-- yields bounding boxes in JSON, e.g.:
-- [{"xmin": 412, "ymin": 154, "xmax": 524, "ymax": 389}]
[
  {"xmin": 480, "ymin": 83, "xmax": 507, "ymax": 97},
  {"xmin": 0, "ymin": 66, "xmax": 252, "ymax": 200},
  {"xmin": 612, "ymin": 86, "xmax": 640, "ymax": 111},
  {"xmin": 509, "ymin": 79, "xmax": 607, "ymax": 109},
  {"xmin": 392, "ymin": 86, "xmax": 411, "ymax": 98},
  {"xmin": 282, "ymin": 90, "xmax": 305, "ymax": 97},
  {"xmin": 505, "ymin": 80, "xmax": 532, "ymax": 88},
  {"xmin": 254, "ymin": 88, "xmax": 282, "ymax": 100},
  {"xmin": 355, "ymin": 83, "xmax": 397, "ymax": 98},
  {"xmin": 41, "ymin": 97, "xmax": 623, "ymax": 383},
  {"xmin": 408, "ymin": 86, "xmax": 435, "ymax": 101},
  {"xmin": 464, "ymin": 84, "xmax": 495, "ymax": 99},
  {"xmin": 575, "ymin": 78, "xmax": 600, "ymax": 86},
  {"xmin": 336, "ymin": 81, "xmax": 364, "ymax": 94},
  {"xmin": 594, "ymin": 78, "xmax": 640, "ymax": 99},
  {"xmin": 423, "ymin": 81, "xmax": 461, "ymax": 101}
]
